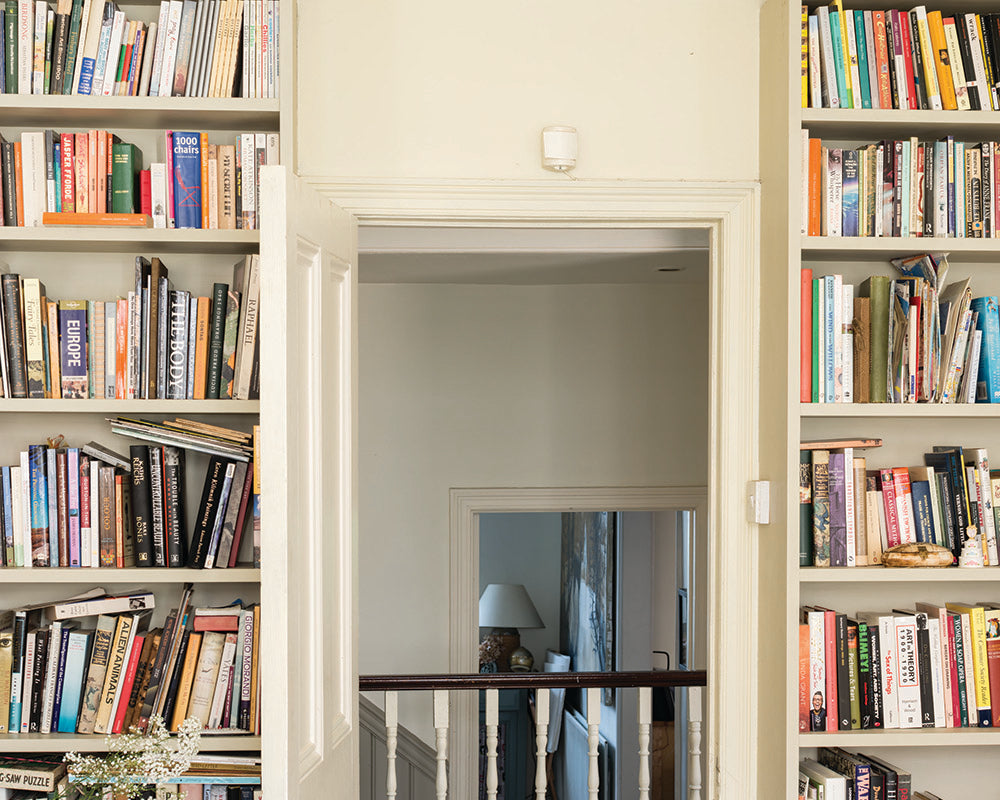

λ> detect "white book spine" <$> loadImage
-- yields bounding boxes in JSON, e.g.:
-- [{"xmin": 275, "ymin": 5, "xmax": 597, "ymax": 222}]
[
  {"xmin": 150, "ymin": 162, "xmax": 167, "ymax": 229},
  {"xmin": 17, "ymin": 0, "xmax": 33, "ymax": 95},
  {"xmin": 77, "ymin": 0, "xmax": 106, "ymax": 95},
  {"xmin": 966, "ymin": 330, "xmax": 983, "ymax": 404},
  {"xmin": 240, "ymin": 133, "xmax": 255, "ymax": 229},
  {"xmin": 894, "ymin": 616, "xmax": 921, "ymax": 728},
  {"xmin": 157, "ymin": 0, "xmax": 183, "ymax": 97},
  {"xmin": 965, "ymin": 13, "xmax": 993, "ymax": 110},
  {"xmin": 935, "ymin": 142, "xmax": 948, "ymax": 236},
  {"xmin": 844, "ymin": 446, "xmax": 856, "ymax": 566},
  {"xmin": 842, "ymin": 284, "xmax": 854, "ymax": 403},
  {"xmin": 926, "ymin": 617, "xmax": 946, "ymax": 728},
  {"xmin": 19, "ymin": 631, "xmax": 35, "ymax": 731},
  {"xmin": 91, "ymin": 6, "xmax": 113, "ymax": 93},
  {"xmin": 70, "ymin": 0, "xmax": 92, "ymax": 93},
  {"xmin": 100, "ymin": 10, "xmax": 126, "ymax": 97},
  {"xmin": 207, "ymin": 635, "xmax": 237, "ymax": 728},
  {"xmin": 879, "ymin": 615, "xmax": 900, "ymax": 728},
  {"xmin": 138, "ymin": 21, "xmax": 158, "ymax": 96},
  {"xmin": 955, "ymin": 142, "xmax": 966, "ymax": 238},
  {"xmin": 51, "ymin": 593, "xmax": 155, "ymax": 620},
  {"xmin": 20, "ymin": 131, "xmax": 45, "ymax": 227},
  {"xmin": 105, "ymin": 301, "xmax": 116, "ymax": 399},
  {"xmin": 832, "ymin": 273, "xmax": 843, "ymax": 402},
  {"xmin": 972, "ymin": 449, "xmax": 998, "ymax": 564},
  {"xmin": 19, "ymin": 452, "xmax": 31, "ymax": 569},
  {"xmin": 265, "ymin": 132, "xmax": 278, "ymax": 164},
  {"xmin": 828, "ymin": 151, "xmax": 842, "ymax": 238},
  {"xmin": 148, "ymin": 1, "xmax": 171, "ymax": 96},
  {"xmin": 31, "ymin": 0, "xmax": 45, "ymax": 94},
  {"xmin": 816, "ymin": 8, "xmax": 838, "ymax": 107},
  {"xmin": 89, "ymin": 458, "xmax": 100, "ymax": 567}
]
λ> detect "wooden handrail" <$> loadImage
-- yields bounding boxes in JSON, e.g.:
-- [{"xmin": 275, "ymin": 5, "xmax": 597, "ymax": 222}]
[{"xmin": 359, "ymin": 670, "xmax": 706, "ymax": 692}]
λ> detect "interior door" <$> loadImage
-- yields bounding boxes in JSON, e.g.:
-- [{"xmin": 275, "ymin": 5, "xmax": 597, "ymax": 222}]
[{"xmin": 260, "ymin": 167, "xmax": 358, "ymax": 799}]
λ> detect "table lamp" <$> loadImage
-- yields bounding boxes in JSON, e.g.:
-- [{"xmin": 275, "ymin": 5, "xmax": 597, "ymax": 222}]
[{"xmin": 479, "ymin": 583, "xmax": 544, "ymax": 671}]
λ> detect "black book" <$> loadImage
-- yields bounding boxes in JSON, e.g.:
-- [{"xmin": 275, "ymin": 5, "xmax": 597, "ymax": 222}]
[
  {"xmin": 858, "ymin": 620, "xmax": 873, "ymax": 729},
  {"xmin": 9, "ymin": 611, "xmax": 28, "ymax": 728},
  {"xmin": 861, "ymin": 753, "xmax": 909, "ymax": 800},
  {"xmin": 867, "ymin": 624, "xmax": 883, "ymax": 729},
  {"xmin": 892, "ymin": 140, "xmax": 904, "ymax": 237},
  {"xmin": 923, "ymin": 453, "xmax": 958, "ymax": 556},
  {"xmin": 163, "ymin": 446, "xmax": 187, "ymax": 567},
  {"xmin": 227, "ymin": 788, "xmax": 242, "ymax": 800},
  {"xmin": 139, "ymin": 609, "xmax": 177, "ymax": 729},
  {"xmin": 908, "ymin": 12, "xmax": 928, "ymax": 110},
  {"xmin": 188, "ymin": 456, "xmax": 228, "ymax": 568},
  {"xmin": 854, "ymin": 756, "xmax": 888, "ymax": 800},
  {"xmin": 929, "ymin": 447, "xmax": 971, "ymax": 552},
  {"xmin": 886, "ymin": 16, "xmax": 901, "ymax": 110},
  {"xmin": 989, "ymin": 15, "xmax": 1000, "ymax": 104},
  {"xmin": 1, "ymin": 273, "xmax": 26, "ymax": 397},
  {"xmin": 130, "ymin": 445, "xmax": 155, "ymax": 567},
  {"xmin": 955, "ymin": 15, "xmax": 983, "ymax": 110},
  {"xmin": 207, "ymin": 282, "xmax": 228, "ymax": 399},
  {"xmin": 836, "ymin": 613, "xmax": 851, "ymax": 731},
  {"xmin": 159, "ymin": 627, "xmax": 190, "ymax": 726},
  {"xmin": 980, "ymin": 15, "xmax": 999, "ymax": 110},
  {"xmin": 28, "ymin": 628, "xmax": 49, "ymax": 732},
  {"xmin": 240, "ymin": 787, "xmax": 254, "ymax": 800},
  {"xmin": 923, "ymin": 143, "xmax": 934, "ymax": 238},
  {"xmin": 48, "ymin": 9, "xmax": 70, "ymax": 94},
  {"xmin": 1, "ymin": 137, "xmax": 16, "ymax": 227},
  {"xmin": 149, "ymin": 446, "xmax": 167, "ymax": 567},
  {"xmin": 913, "ymin": 611, "xmax": 935, "ymax": 727}
]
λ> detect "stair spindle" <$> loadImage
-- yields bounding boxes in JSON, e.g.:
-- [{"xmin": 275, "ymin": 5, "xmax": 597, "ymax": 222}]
[
  {"xmin": 433, "ymin": 689, "xmax": 449, "ymax": 800},
  {"xmin": 638, "ymin": 686, "xmax": 652, "ymax": 799},
  {"xmin": 485, "ymin": 689, "xmax": 499, "ymax": 799},
  {"xmin": 586, "ymin": 686, "xmax": 601, "ymax": 800},
  {"xmin": 688, "ymin": 686, "xmax": 703, "ymax": 800},
  {"xmin": 385, "ymin": 691, "xmax": 398, "ymax": 800},
  {"xmin": 534, "ymin": 688, "xmax": 549, "ymax": 800}
]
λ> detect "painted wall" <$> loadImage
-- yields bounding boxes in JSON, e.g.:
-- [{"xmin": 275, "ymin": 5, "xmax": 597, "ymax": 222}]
[
  {"xmin": 359, "ymin": 281, "xmax": 709, "ymax": 735},
  {"xmin": 297, "ymin": 0, "xmax": 760, "ymax": 181},
  {"xmin": 478, "ymin": 512, "xmax": 562, "ymax": 665}
]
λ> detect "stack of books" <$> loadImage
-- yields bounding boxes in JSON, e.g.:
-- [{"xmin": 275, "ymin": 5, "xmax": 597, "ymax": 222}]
[
  {"xmin": 800, "ymin": 439, "xmax": 1000, "ymax": 568},
  {"xmin": 802, "ymin": 257, "xmax": 1000, "ymax": 405},
  {"xmin": 801, "ymin": 5, "xmax": 1000, "ymax": 112},
  {"xmin": 0, "ymin": 255, "xmax": 262, "ymax": 401},
  {"xmin": 800, "ymin": 750, "xmax": 923, "ymax": 800},
  {"xmin": 0, "ymin": 0, "xmax": 278, "ymax": 99},
  {"xmin": 0, "ymin": 586, "xmax": 262, "ymax": 737},
  {"xmin": 0, "ymin": 424, "xmax": 261, "ymax": 569},
  {"xmin": 799, "ymin": 602, "xmax": 1000, "ymax": 732},
  {"xmin": 803, "ymin": 133, "xmax": 1000, "ymax": 239},
  {"xmin": 0, "ymin": 130, "xmax": 277, "ymax": 229}
]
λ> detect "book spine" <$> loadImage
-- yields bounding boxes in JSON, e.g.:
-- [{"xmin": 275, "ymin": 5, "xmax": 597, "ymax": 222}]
[
  {"xmin": 129, "ymin": 445, "xmax": 154, "ymax": 566},
  {"xmin": 162, "ymin": 446, "xmax": 186, "ymax": 567},
  {"xmin": 167, "ymin": 289, "xmax": 189, "ymax": 398}
]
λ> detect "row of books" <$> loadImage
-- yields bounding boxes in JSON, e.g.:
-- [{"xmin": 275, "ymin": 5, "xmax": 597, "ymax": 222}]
[
  {"xmin": 800, "ymin": 440, "xmax": 1000, "ymax": 568},
  {"xmin": 0, "ymin": 256, "xmax": 261, "ymax": 401},
  {"xmin": 801, "ymin": 5, "xmax": 1000, "ymax": 112},
  {"xmin": 0, "ymin": 426, "xmax": 261, "ymax": 569},
  {"xmin": 798, "ymin": 601, "xmax": 1000, "ymax": 733},
  {"xmin": 0, "ymin": 130, "xmax": 277, "ymax": 230},
  {"xmin": 801, "ymin": 260, "xmax": 998, "ymax": 405},
  {"xmin": 802, "ymin": 134, "xmax": 1000, "ymax": 239},
  {"xmin": 0, "ymin": 0, "xmax": 277, "ymax": 99},
  {"xmin": 0, "ymin": 586, "xmax": 262, "ymax": 737},
  {"xmin": 800, "ymin": 749, "xmax": 925, "ymax": 800}
]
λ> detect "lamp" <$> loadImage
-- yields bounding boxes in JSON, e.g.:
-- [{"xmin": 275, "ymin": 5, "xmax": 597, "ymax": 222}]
[{"xmin": 479, "ymin": 583, "xmax": 544, "ymax": 672}]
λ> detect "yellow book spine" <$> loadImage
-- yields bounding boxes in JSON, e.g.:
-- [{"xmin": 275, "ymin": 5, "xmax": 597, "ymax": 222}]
[
  {"xmin": 802, "ymin": 5, "xmax": 810, "ymax": 108},
  {"xmin": 832, "ymin": 0, "xmax": 854, "ymax": 107},
  {"xmin": 170, "ymin": 632, "xmax": 203, "ymax": 732},
  {"xmin": 976, "ymin": 14, "xmax": 996, "ymax": 111},
  {"xmin": 927, "ymin": 11, "xmax": 957, "ymax": 110},
  {"xmin": 915, "ymin": 11, "xmax": 941, "ymax": 108},
  {"xmin": 949, "ymin": 603, "xmax": 992, "ymax": 724}
]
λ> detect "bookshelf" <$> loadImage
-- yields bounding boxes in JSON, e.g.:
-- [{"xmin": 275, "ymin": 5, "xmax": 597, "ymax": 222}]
[{"xmin": 761, "ymin": 1, "xmax": 1000, "ymax": 796}]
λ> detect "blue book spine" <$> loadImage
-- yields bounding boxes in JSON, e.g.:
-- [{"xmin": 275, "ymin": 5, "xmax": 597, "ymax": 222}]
[
  {"xmin": 172, "ymin": 131, "xmax": 202, "ymax": 229},
  {"xmin": 970, "ymin": 296, "xmax": 1000, "ymax": 403},
  {"xmin": 78, "ymin": 56, "xmax": 95, "ymax": 95},
  {"xmin": 1, "ymin": 466, "xmax": 13, "ymax": 566},
  {"xmin": 854, "ymin": 11, "xmax": 872, "ymax": 109},
  {"xmin": 830, "ymin": 12, "xmax": 850, "ymax": 109},
  {"xmin": 28, "ymin": 444, "xmax": 48, "ymax": 567},
  {"xmin": 910, "ymin": 480, "xmax": 934, "ymax": 543},
  {"xmin": 46, "ymin": 448, "xmax": 58, "ymax": 565},
  {"xmin": 50, "ymin": 625, "xmax": 70, "ymax": 725},
  {"xmin": 59, "ymin": 301, "xmax": 88, "ymax": 399},
  {"xmin": 829, "ymin": 452, "xmax": 847, "ymax": 565},
  {"xmin": 825, "ymin": 276, "xmax": 836, "ymax": 403},
  {"xmin": 842, "ymin": 149, "xmax": 860, "ymax": 237},
  {"xmin": 67, "ymin": 448, "xmax": 80, "ymax": 566},
  {"xmin": 57, "ymin": 631, "xmax": 90, "ymax": 733}
]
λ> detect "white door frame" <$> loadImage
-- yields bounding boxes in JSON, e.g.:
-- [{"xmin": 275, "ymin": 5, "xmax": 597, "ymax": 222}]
[{"xmin": 317, "ymin": 177, "xmax": 760, "ymax": 800}]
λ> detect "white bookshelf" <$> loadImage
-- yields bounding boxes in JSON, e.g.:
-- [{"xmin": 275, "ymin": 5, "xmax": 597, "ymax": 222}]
[
  {"xmin": 0, "ymin": 734, "xmax": 260, "ymax": 753},
  {"xmin": 0, "ymin": 399, "xmax": 259, "ymax": 413},
  {"xmin": 761, "ymin": 1, "xmax": 1000, "ymax": 796},
  {"xmin": 0, "ymin": 568, "xmax": 261, "ymax": 583},
  {"xmin": 0, "ymin": 228, "xmax": 260, "ymax": 254}
]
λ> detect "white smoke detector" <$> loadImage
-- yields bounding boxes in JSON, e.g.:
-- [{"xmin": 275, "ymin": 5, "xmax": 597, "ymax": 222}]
[{"xmin": 542, "ymin": 126, "xmax": 577, "ymax": 171}]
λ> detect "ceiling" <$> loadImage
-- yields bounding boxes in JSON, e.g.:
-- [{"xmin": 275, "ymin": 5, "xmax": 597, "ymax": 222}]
[{"xmin": 357, "ymin": 226, "xmax": 710, "ymax": 285}]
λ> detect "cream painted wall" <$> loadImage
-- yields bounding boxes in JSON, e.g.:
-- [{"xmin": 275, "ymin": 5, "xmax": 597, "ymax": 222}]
[
  {"xmin": 358, "ymin": 281, "xmax": 709, "ymax": 733},
  {"xmin": 297, "ymin": 0, "xmax": 760, "ymax": 181}
]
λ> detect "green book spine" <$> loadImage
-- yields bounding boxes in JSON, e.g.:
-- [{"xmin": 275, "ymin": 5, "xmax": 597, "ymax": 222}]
[
  {"xmin": 220, "ymin": 289, "xmax": 241, "ymax": 399},
  {"xmin": 854, "ymin": 11, "xmax": 872, "ymax": 109},
  {"xmin": 42, "ymin": 11, "xmax": 53, "ymax": 94},
  {"xmin": 811, "ymin": 277, "xmax": 820, "ymax": 402},
  {"xmin": 111, "ymin": 143, "xmax": 141, "ymax": 213},
  {"xmin": 830, "ymin": 11, "xmax": 850, "ymax": 109},
  {"xmin": 206, "ymin": 282, "xmax": 228, "ymax": 399},
  {"xmin": 4, "ymin": 1, "xmax": 16, "ymax": 93},
  {"xmin": 62, "ymin": 0, "xmax": 83, "ymax": 95},
  {"xmin": 859, "ymin": 276, "xmax": 891, "ymax": 403},
  {"xmin": 800, "ymin": 450, "xmax": 813, "ymax": 566}
]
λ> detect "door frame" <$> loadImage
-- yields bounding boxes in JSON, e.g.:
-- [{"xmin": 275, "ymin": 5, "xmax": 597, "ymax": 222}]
[{"xmin": 318, "ymin": 177, "xmax": 760, "ymax": 800}]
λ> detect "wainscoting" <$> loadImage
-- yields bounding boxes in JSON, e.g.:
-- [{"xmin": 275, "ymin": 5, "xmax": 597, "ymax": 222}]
[{"xmin": 360, "ymin": 696, "xmax": 437, "ymax": 800}]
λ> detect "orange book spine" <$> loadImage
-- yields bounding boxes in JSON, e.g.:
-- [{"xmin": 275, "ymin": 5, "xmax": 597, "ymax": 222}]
[
  {"xmin": 171, "ymin": 632, "xmax": 203, "ymax": 731},
  {"xmin": 873, "ymin": 12, "xmax": 893, "ymax": 109},
  {"xmin": 193, "ymin": 296, "xmax": 211, "ymax": 399},
  {"xmin": 97, "ymin": 129, "xmax": 107, "ymax": 214},
  {"xmin": 13, "ymin": 142, "xmax": 23, "ymax": 226},
  {"xmin": 928, "ymin": 11, "xmax": 958, "ymax": 110},
  {"xmin": 808, "ymin": 137, "xmax": 822, "ymax": 236},
  {"xmin": 42, "ymin": 212, "xmax": 152, "ymax": 227},
  {"xmin": 114, "ymin": 473, "xmax": 125, "ymax": 568},
  {"xmin": 200, "ymin": 132, "xmax": 209, "ymax": 229},
  {"xmin": 47, "ymin": 300, "xmax": 61, "ymax": 399},
  {"xmin": 799, "ymin": 623, "xmax": 810, "ymax": 732},
  {"xmin": 88, "ymin": 130, "xmax": 98, "ymax": 213},
  {"xmin": 74, "ymin": 132, "xmax": 88, "ymax": 212},
  {"xmin": 116, "ymin": 298, "xmax": 128, "ymax": 399},
  {"xmin": 801, "ymin": 269, "xmax": 813, "ymax": 403}
]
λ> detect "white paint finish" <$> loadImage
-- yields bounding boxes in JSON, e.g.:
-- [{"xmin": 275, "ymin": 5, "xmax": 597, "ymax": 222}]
[
  {"xmin": 478, "ymin": 512, "xmax": 561, "ymax": 662},
  {"xmin": 535, "ymin": 689, "xmax": 550, "ymax": 800},
  {"xmin": 297, "ymin": 2, "xmax": 759, "ymax": 181},
  {"xmin": 587, "ymin": 687, "xmax": 602, "ymax": 800},
  {"xmin": 260, "ymin": 167, "xmax": 359, "ymax": 799},
  {"xmin": 386, "ymin": 692, "xmax": 399, "ymax": 799},
  {"xmin": 688, "ymin": 687, "xmax": 703, "ymax": 800},
  {"xmin": 433, "ymin": 691, "xmax": 449, "ymax": 799},
  {"xmin": 638, "ymin": 687, "xmax": 652, "ymax": 800},
  {"xmin": 484, "ymin": 689, "xmax": 499, "ymax": 799}
]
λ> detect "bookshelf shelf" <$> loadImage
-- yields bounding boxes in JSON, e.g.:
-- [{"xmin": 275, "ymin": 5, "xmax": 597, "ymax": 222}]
[
  {"xmin": 0, "ymin": 568, "xmax": 261, "ymax": 583},
  {"xmin": 799, "ymin": 566, "xmax": 1000, "ymax": 583},
  {"xmin": 0, "ymin": 228, "xmax": 260, "ymax": 254},
  {"xmin": 0, "ymin": 96, "xmax": 280, "ymax": 131},
  {"xmin": 800, "ymin": 403, "xmax": 1000, "ymax": 418},
  {"xmin": 801, "ymin": 108, "xmax": 1000, "ymax": 139},
  {"xmin": 802, "ymin": 235, "xmax": 1000, "ymax": 262},
  {"xmin": 0, "ymin": 399, "xmax": 260, "ymax": 414},
  {"xmin": 0, "ymin": 734, "xmax": 261, "ymax": 753},
  {"xmin": 799, "ymin": 729, "xmax": 1000, "ymax": 747}
]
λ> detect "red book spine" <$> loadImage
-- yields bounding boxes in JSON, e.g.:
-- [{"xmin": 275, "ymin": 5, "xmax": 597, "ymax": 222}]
[
  {"xmin": 59, "ymin": 133, "xmax": 74, "ymax": 210},
  {"xmin": 799, "ymin": 623, "xmax": 810, "ymax": 732},
  {"xmin": 228, "ymin": 462, "xmax": 254, "ymax": 568},
  {"xmin": 801, "ymin": 269, "xmax": 813, "ymax": 403},
  {"xmin": 56, "ymin": 450, "xmax": 69, "ymax": 567},
  {"xmin": 824, "ymin": 609, "xmax": 838, "ymax": 731},
  {"xmin": 899, "ymin": 11, "xmax": 919, "ymax": 109},
  {"xmin": 112, "ymin": 634, "xmax": 145, "ymax": 734},
  {"xmin": 13, "ymin": 141, "xmax": 24, "ymax": 226},
  {"xmin": 946, "ymin": 617, "xmax": 961, "ymax": 727},
  {"xmin": 808, "ymin": 138, "xmax": 822, "ymax": 236},
  {"xmin": 139, "ymin": 170, "xmax": 152, "ymax": 216},
  {"xmin": 73, "ymin": 133, "xmax": 87, "ymax": 213},
  {"xmin": 96, "ymin": 129, "xmax": 106, "ymax": 214},
  {"xmin": 193, "ymin": 616, "xmax": 240, "ymax": 632},
  {"xmin": 115, "ymin": 298, "xmax": 127, "ymax": 400},
  {"xmin": 880, "ymin": 468, "xmax": 902, "ymax": 547}
]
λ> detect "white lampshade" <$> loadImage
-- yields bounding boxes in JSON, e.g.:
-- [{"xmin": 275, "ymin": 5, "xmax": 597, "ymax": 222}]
[{"xmin": 479, "ymin": 583, "xmax": 544, "ymax": 630}]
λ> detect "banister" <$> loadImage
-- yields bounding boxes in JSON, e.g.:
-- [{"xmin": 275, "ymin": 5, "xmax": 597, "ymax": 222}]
[{"xmin": 359, "ymin": 670, "xmax": 706, "ymax": 692}]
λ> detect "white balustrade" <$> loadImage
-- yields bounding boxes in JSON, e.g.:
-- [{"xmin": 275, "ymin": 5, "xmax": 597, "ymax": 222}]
[
  {"xmin": 485, "ymin": 689, "xmax": 499, "ymax": 799},
  {"xmin": 586, "ymin": 686, "xmax": 601, "ymax": 800},
  {"xmin": 688, "ymin": 686, "xmax": 703, "ymax": 800},
  {"xmin": 534, "ymin": 688, "xmax": 549, "ymax": 800},
  {"xmin": 385, "ymin": 691, "xmax": 398, "ymax": 800},
  {"xmin": 638, "ymin": 686, "xmax": 652, "ymax": 800},
  {"xmin": 434, "ymin": 690, "xmax": 449, "ymax": 800}
]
